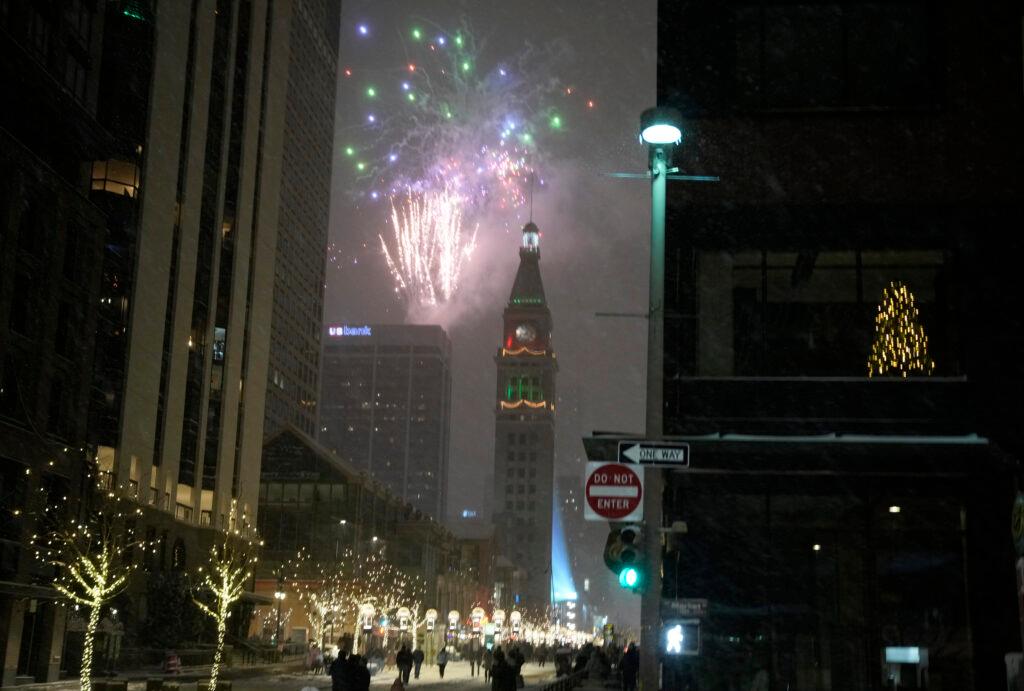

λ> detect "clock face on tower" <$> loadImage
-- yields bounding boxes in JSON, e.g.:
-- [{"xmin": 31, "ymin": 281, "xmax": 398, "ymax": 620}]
[{"xmin": 515, "ymin": 323, "xmax": 537, "ymax": 343}]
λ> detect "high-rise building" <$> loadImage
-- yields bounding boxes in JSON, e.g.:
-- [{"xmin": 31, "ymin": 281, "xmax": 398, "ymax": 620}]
[
  {"xmin": 2, "ymin": 0, "xmax": 298, "ymax": 679},
  {"xmin": 0, "ymin": 1, "xmax": 110, "ymax": 682},
  {"xmin": 262, "ymin": 0, "xmax": 340, "ymax": 439},
  {"xmin": 82, "ymin": 0, "xmax": 293, "ymax": 538},
  {"xmin": 319, "ymin": 324, "xmax": 452, "ymax": 520},
  {"xmin": 492, "ymin": 222, "xmax": 557, "ymax": 610},
  {"xmin": 630, "ymin": 2, "xmax": 1024, "ymax": 689}
]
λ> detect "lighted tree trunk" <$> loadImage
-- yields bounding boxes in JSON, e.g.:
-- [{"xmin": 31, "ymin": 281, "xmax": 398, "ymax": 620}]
[
  {"xmin": 80, "ymin": 603, "xmax": 102, "ymax": 691},
  {"xmin": 209, "ymin": 603, "xmax": 228, "ymax": 691}
]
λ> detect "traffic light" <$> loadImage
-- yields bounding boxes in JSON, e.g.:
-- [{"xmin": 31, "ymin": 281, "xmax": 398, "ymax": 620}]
[{"xmin": 604, "ymin": 524, "xmax": 645, "ymax": 592}]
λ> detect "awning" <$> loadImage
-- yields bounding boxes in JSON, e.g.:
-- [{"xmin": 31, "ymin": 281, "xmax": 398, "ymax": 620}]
[
  {"xmin": 241, "ymin": 591, "xmax": 275, "ymax": 605},
  {"xmin": 0, "ymin": 580, "xmax": 61, "ymax": 600}
]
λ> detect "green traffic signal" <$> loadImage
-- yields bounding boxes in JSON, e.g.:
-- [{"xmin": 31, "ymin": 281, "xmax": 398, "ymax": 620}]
[{"xmin": 619, "ymin": 566, "xmax": 640, "ymax": 589}]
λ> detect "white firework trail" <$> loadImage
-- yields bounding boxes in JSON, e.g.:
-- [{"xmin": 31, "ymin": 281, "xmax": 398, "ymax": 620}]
[{"xmin": 381, "ymin": 188, "xmax": 478, "ymax": 306}]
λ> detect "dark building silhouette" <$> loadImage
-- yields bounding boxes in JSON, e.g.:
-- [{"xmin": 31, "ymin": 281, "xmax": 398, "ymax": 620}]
[
  {"xmin": 492, "ymin": 222, "xmax": 557, "ymax": 610},
  {"xmin": 648, "ymin": 1, "xmax": 1023, "ymax": 689},
  {"xmin": 0, "ymin": 1, "xmax": 109, "ymax": 681},
  {"xmin": 2, "ymin": 0, "xmax": 338, "ymax": 681},
  {"xmin": 319, "ymin": 324, "xmax": 452, "ymax": 520}
]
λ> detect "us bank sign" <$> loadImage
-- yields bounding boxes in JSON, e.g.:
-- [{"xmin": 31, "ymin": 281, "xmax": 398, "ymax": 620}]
[{"xmin": 328, "ymin": 325, "xmax": 372, "ymax": 337}]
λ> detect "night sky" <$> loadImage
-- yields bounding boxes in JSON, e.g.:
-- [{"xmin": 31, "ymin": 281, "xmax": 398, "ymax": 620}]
[{"xmin": 326, "ymin": 0, "xmax": 657, "ymax": 628}]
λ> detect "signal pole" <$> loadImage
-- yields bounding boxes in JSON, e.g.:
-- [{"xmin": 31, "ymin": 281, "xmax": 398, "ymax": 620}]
[{"xmin": 640, "ymin": 124, "xmax": 669, "ymax": 691}]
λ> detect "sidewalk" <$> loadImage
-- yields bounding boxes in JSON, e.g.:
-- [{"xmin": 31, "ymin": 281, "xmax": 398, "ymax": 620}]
[{"xmin": 0, "ymin": 658, "xmax": 305, "ymax": 691}]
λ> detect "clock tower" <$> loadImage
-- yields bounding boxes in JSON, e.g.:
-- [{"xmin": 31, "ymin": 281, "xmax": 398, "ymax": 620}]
[{"xmin": 493, "ymin": 221, "xmax": 557, "ymax": 610}]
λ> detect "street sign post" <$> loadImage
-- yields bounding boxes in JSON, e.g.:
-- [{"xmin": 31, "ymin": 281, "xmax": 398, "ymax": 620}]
[
  {"xmin": 585, "ymin": 462, "xmax": 644, "ymax": 522},
  {"xmin": 618, "ymin": 440, "xmax": 690, "ymax": 467}
]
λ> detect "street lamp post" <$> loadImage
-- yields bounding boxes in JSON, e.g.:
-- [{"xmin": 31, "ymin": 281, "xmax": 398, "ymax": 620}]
[
  {"xmin": 639, "ymin": 106, "xmax": 683, "ymax": 691},
  {"xmin": 274, "ymin": 577, "xmax": 286, "ymax": 649}
]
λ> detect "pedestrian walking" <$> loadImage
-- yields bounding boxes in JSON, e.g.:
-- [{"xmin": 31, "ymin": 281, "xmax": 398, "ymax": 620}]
[
  {"xmin": 412, "ymin": 647, "xmax": 425, "ymax": 679},
  {"xmin": 467, "ymin": 642, "xmax": 478, "ymax": 677},
  {"xmin": 508, "ymin": 647, "xmax": 525, "ymax": 688},
  {"xmin": 483, "ymin": 647, "xmax": 493, "ymax": 683},
  {"xmin": 620, "ymin": 643, "xmax": 639, "ymax": 691},
  {"xmin": 396, "ymin": 644, "xmax": 413, "ymax": 685},
  {"xmin": 490, "ymin": 649, "xmax": 517, "ymax": 691},
  {"xmin": 349, "ymin": 654, "xmax": 371, "ymax": 691},
  {"xmin": 330, "ymin": 649, "xmax": 352, "ymax": 691},
  {"xmin": 437, "ymin": 647, "xmax": 449, "ymax": 678}
]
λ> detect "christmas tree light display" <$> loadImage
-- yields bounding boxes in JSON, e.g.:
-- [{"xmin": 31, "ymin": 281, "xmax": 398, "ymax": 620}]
[
  {"xmin": 31, "ymin": 483, "xmax": 149, "ymax": 691},
  {"xmin": 193, "ymin": 500, "xmax": 260, "ymax": 691},
  {"xmin": 867, "ymin": 281, "xmax": 936, "ymax": 378}
]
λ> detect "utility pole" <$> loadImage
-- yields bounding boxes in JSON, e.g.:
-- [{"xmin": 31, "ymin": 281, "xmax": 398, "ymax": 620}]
[
  {"xmin": 640, "ymin": 123, "xmax": 669, "ymax": 691},
  {"xmin": 637, "ymin": 107, "xmax": 717, "ymax": 690}
]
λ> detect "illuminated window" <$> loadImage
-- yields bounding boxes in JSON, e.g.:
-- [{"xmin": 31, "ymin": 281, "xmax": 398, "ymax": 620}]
[{"xmin": 91, "ymin": 160, "xmax": 141, "ymax": 198}]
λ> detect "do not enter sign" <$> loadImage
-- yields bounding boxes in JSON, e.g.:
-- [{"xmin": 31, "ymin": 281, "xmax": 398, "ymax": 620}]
[{"xmin": 584, "ymin": 462, "xmax": 644, "ymax": 522}]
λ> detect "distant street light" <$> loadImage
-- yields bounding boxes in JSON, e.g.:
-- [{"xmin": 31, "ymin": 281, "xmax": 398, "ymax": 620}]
[{"xmin": 274, "ymin": 576, "xmax": 286, "ymax": 646}]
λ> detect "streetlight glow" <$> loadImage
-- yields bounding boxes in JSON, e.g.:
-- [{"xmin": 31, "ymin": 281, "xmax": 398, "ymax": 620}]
[
  {"xmin": 639, "ymin": 106, "xmax": 684, "ymax": 146},
  {"xmin": 640, "ymin": 124, "xmax": 682, "ymax": 145}
]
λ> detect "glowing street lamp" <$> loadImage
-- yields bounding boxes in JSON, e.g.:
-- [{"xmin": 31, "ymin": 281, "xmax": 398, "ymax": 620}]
[
  {"xmin": 398, "ymin": 606, "xmax": 412, "ymax": 632},
  {"xmin": 274, "ymin": 578, "xmax": 286, "ymax": 645},
  {"xmin": 639, "ymin": 107, "xmax": 683, "ymax": 146},
  {"xmin": 425, "ymin": 608, "xmax": 438, "ymax": 632}
]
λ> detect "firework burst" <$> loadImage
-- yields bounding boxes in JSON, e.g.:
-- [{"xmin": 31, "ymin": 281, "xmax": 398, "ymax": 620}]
[
  {"xmin": 339, "ymin": 18, "xmax": 595, "ymax": 307},
  {"xmin": 381, "ymin": 188, "xmax": 478, "ymax": 306}
]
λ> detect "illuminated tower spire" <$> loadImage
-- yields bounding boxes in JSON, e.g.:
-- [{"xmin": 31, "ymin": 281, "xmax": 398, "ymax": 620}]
[{"xmin": 493, "ymin": 221, "xmax": 557, "ymax": 610}]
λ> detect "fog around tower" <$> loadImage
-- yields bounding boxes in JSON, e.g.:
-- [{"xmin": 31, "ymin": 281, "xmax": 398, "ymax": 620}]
[{"xmin": 327, "ymin": 0, "xmax": 656, "ymax": 631}]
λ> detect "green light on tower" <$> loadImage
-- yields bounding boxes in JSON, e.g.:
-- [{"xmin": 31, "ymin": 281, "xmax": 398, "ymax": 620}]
[
  {"xmin": 461, "ymin": 61, "xmax": 471, "ymax": 72},
  {"xmin": 550, "ymin": 115, "xmax": 562, "ymax": 129},
  {"xmin": 407, "ymin": 93, "xmax": 416, "ymax": 102},
  {"xmin": 356, "ymin": 162, "xmax": 366, "ymax": 172},
  {"xmin": 455, "ymin": 34, "xmax": 463, "ymax": 47},
  {"xmin": 366, "ymin": 86, "xmax": 377, "ymax": 98},
  {"xmin": 411, "ymin": 27, "xmax": 422, "ymax": 40},
  {"xmin": 344, "ymin": 146, "xmax": 355, "ymax": 157}
]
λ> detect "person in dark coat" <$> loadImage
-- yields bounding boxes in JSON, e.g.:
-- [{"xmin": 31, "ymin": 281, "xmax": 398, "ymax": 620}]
[
  {"xmin": 349, "ymin": 654, "xmax": 371, "ymax": 691},
  {"xmin": 508, "ymin": 646, "xmax": 525, "ymax": 687},
  {"xmin": 620, "ymin": 643, "xmax": 639, "ymax": 691},
  {"xmin": 490, "ymin": 648, "xmax": 517, "ymax": 691},
  {"xmin": 411, "ymin": 647, "xmax": 425, "ymax": 679},
  {"xmin": 483, "ymin": 647, "xmax": 494, "ymax": 683},
  {"xmin": 396, "ymin": 645, "xmax": 414, "ymax": 684},
  {"xmin": 330, "ymin": 649, "xmax": 352, "ymax": 691},
  {"xmin": 437, "ymin": 647, "xmax": 449, "ymax": 678}
]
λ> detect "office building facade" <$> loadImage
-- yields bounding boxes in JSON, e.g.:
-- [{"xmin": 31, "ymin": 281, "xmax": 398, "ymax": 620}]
[
  {"xmin": 320, "ymin": 324, "xmax": 452, "ymax": 520},
  {"xmin": 0, "ymin": 0, "xmax": 303, "ymax": 679},
  {"xmin": 262, "ymin": 0, "xmax": 339, "ymax": 439},
  {"xmin": 643, "ymin": 2, "xmax": 1024, "ymax": 689}
]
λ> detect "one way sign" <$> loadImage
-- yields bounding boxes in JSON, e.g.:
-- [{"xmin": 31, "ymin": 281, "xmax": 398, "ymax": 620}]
[{"xmin": 618, "ymin": 441, "xmax": 690, "ymax": 468}]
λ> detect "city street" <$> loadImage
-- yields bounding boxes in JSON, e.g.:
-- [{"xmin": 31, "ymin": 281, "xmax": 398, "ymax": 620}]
[{"xmin": 192, "ymin": 662, "xmax": 555, "ymax": 690}]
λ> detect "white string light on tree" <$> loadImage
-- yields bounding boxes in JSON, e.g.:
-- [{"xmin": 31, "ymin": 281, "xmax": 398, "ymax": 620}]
[{"xmin": 193, "ymin": 500, "xmax": 261, "ymax": 691}]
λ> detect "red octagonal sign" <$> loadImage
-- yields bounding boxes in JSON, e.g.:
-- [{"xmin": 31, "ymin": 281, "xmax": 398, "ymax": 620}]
[{"xmin": 585, "ymin": 462, "xmax": 644, "ymax": 521}]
